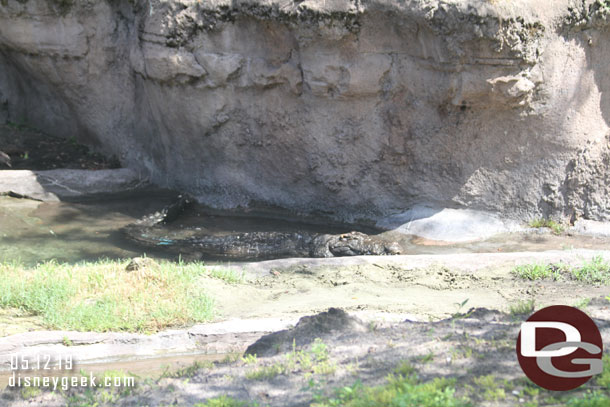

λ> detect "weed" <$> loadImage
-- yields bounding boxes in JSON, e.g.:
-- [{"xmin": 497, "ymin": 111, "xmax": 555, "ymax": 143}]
[
  {"xmin": 62, "ymin": 336, "xmax": 73, "ymax": 347},
  {"xmin": 529, "ymin": 218, "xmax": 564, "ymax": 234},
  {"xmin": 570, "ymin": 256, "xmax": 610, "ymax": 284},
  {"xmin": 394, "ymin": 361, "xmax": 416, "ymax": 377},
  {"xmin": 20, "ymin": 386, "xmax": 41, "ymax": 399},
  {"xmin": 205, "ymin": 267, "xmax": 245, "ymax": 284},
  {"xmin": 221, "ymin": 353, "xmax": 241, "ymax": 364},
  {"xmin": 160, "ymin": 360, "xmax": 215, "ymax": 379},
  {"xmin": 509, "ymin": 299, "xmax": 536, "ymax": 317},
  {"xmin": 513, "ymin": 256, "xmax": 610, "ymax": 284},
  {"xmin": 245, "ymin": 363, "xmax": 284, "ymax": 380},
  {"xmin": 246, "ymin": 338, "xmax": 336, "ymax": 381},
  {"xmin": 241, "ymin": 354, "xmax": 258, "ymax": 365},
  {"xmin": 312, "ymin": 370, "xmax": 470, "ymax": 407},
  {"xmin": 566, "ymin": 391, "xmax": 610, "ymax": 407},
  {"xmin": 573, "ymin": 298, "xmax": 591, "ymax": 309},
  {"xmin": 512, "ymin": 263, "xmax": 562, "ymax": 280},
  {"xmin": 451, "ymin": 298, "xmax": 471, "ymax": 318},
  {"xmin": 194, "ymin": 396, "xmax": 247, "ymax": 407},
  {"xmin": 473, "ymin": 375, "xmax": 506, "ymax": 401},
  {"xmin": 415, "ymin": 352, "xmax": 434, "ymax": 364}
]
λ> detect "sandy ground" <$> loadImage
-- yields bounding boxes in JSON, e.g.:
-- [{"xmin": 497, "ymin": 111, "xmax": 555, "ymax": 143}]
[{"xmin": 209, "ymin": 250, "xmax": 610, "ymax": 322}]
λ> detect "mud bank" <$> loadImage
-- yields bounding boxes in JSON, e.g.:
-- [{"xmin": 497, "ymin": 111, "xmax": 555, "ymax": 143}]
[{"xmin": 1, "ymin": 0, "xmax": 610, "ymax": 222}]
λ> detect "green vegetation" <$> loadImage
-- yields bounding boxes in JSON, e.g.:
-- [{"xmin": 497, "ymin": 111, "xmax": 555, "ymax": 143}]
[
  {"xmin": 160, "ymin": 360, "xmax": 216, "ymax": 379},
  {"xmin": 573, "ymin": 297, "xmax": 592, "ymax": 309},
  {"xmin": 570, "ymin": 256, "xmax": 610, "ymax": 284},
  {"xmin": 528, "ymin": 218, "xmax": 565, "ymax": 234},
  {"xmin": 566, "ymin": 392, "xmax": 610, "ymax": 407},
  {"xmin": 473, "ymin": 375, "xmax": 505, "ymax": 401},
  {"xmin": 0, "ymin": 258, "xmax": 233, "ymax": 332},
  {"xmin": 312, "ymin": 363, "xmax": 468, "ymax": 407},
  {"xmin": 512, "ymin": 263, "xmax": 562, "ymax": 280},
  {"xmin": 512, "ymin": 256, "xmax": 610, "ymax": 284},
  {"xmin": 64, "ymin": 370, "xmax": 137, "ymax": 407},
  {"xmin": 509, "ymin": 299, "xmax": 536, "ymax": 316},
  {"xmin": 595, "ymin": 354, "xmax": 610, "ymax": 390},
  {"xmin": 246, "ymin": 338, "xmax": 336, "ymax": 381},
  {"xmin": 195, "ymin": 396, "xmax": 247, "ymax": 407}
]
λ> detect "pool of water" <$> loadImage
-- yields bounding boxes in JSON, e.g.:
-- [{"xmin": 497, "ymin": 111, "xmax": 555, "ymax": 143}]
[
  {"xmin": 2, "ymin": 190, "xmax": 610, "ymax": 266},
  {"xmin": 0, "ymin": 189, "xmax": 180, "ymax": 265},
  {"xmin": 0, "ymin": 352, "xmax": 226, "ymax": 389}
]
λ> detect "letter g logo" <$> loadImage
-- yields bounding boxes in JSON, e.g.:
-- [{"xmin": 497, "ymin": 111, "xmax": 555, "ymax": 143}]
[{"xmin": 516, "ymin": 305, "xmax": 603, "ymax": 391}]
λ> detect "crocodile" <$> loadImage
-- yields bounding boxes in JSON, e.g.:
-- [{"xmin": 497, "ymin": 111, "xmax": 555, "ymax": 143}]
[{"xmin": 121, "ymin": 195, "xmax": 402, "ymax": 260}]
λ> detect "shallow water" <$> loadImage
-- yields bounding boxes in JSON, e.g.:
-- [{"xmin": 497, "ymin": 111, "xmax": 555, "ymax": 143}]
[
  {"xmin": 0, "ymin": 190, "xmax": 180, "ymax": 265},
  {"xmin": 0, "ymin": 352, "xmax": 225, "ymax": 389},
  {"xmin": 1, "ymin": 190, "xmax": 610, "ymax": 266}
]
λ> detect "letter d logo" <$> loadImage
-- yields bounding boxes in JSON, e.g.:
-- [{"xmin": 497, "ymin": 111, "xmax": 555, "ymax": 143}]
[{"xmin": 516, "ymin": 305, "xmax": 603, "ymax": 391}]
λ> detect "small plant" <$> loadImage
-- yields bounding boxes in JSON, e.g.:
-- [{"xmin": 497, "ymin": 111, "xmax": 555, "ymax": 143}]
[
  {"xmin": 245, "ymin": 338, "xmax": 336, "ymax": 381},
  {"xmin": 473, "ymin": 375, "xmax": 506, "ymax": 401},
  {"xmin": 509, "ymin": 299, "xmax": 536, "ymax": 317},
  {"xmin": 195, "ymin": 396, "xmax": 247, "ymax": 407},
  {"xmin": 245, "ymin": 363, "xmax": 284, "ymax": 380},
  {"xmin": 394, "ymin": 361, "xmax": 417, "ymax": 377},
  {"xmin": 20, "ymin": 386, "xmax": 42, "ymax": 399},
  {"xmin": 160, "ymin": 360, "xmax": 215, "ymax": 379},
  {"xmin": 241, "ymin": 353, "xmax": 258, "ymax": 365},
  {"xmin": 62, "ymin": 335, "xmax": 73, "ymax": 347},
  {"xmin": 529, "ymin": 218, "xmax": 565, "ymax": 234},
  {"xmin": 451, "ymin": 298, "xmax": 472, "ymax": 318},
  {"xmin": 312, "ymin": 370, "xmax": 470, "ymax": 407},
  {"xmin": 512, "ymin": 263, "xmax": 563, "ymax": 280},
  {"xmin": 566, "ymin": 391, "xmax": 610, "ymax": 407},
  {"xmin": 570, "ymin": 256, "xmax": 610, "ymax": 284},
  {"xmin": 415, "ymin": 352, "xmax": 434, "ymax": 364},
  {"xmin": 573, "ymin": 298, "xmax": 591, "ymax": 309},
  {"xmin": 221, "ymin": 353, "xmax": 241, "ymax": 364}
]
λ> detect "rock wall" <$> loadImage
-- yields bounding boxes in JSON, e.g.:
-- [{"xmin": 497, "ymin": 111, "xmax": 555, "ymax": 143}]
[{"xmin": 1, "ymin": 0, "xmax": 610, "ymax": 223}]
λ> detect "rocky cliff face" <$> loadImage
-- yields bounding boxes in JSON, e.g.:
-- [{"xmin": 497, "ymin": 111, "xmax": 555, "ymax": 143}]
[{"xmin": 1, "ymin": 0, "xmax": 609, "ymax": 223}]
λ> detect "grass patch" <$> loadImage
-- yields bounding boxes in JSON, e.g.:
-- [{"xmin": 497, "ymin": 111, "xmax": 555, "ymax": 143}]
[
  {"xmin": 509, "ymin": 299, "xmax": 536, "ymax": 317},
  {"xmin": 573, "ymin": 298, "xmax": 591, "ymax": 309},
  {"xmin": 160, "ymin": 360, "xmax": 216, "ymax": 379},
  {"xmin": 566, "ymin": 392, "xmax": 610, "ymax": 407},
  {"xmin": 195, "ymin": 396, "xmax": 247, "ymax": 407},
  {"xmin": 312, "ymin": 364, "xmax": 469, "ymax": 407},
  {"xmin": 245, "ymin": 363, "xmax": 285, "ymax": 380},
  {"xmin": 512, "ymin": 256, "xmax": 610, "ymax": 284},
  {"xmin": 570, "ymin": 256, "xmax": 610, "ymax": 284},
  {"xmin": 64, "ymin": 370, "xmax": 137, "ymax": 407},
  {"xmin": 473, "ymin": 375, "xmax": 505, "ymax": 401},
  {"xmin": 512, "ymin": 263, "xmax": 562, "ymax": 281},
  {"xmin": 529, "ymin": 218, "xmax": 565, "ymax": 234},
  {"xmin": 0, "ymin": 258, "xmax": 218, "ymax": 332},
  {"xmin": 246, "ymin": 338, "xmax": 336, "ymax": 381}
]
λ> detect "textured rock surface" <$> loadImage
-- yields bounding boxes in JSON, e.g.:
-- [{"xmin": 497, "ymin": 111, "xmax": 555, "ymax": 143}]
[{"xmin": 1, "ymin": 0, "xmax": 610, "ymax": 223}]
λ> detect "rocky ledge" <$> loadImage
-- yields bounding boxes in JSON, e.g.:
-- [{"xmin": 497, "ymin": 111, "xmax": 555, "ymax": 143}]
[{"xmin": 1, "ymin": 0, "xmax": 610, "ymax": 224}]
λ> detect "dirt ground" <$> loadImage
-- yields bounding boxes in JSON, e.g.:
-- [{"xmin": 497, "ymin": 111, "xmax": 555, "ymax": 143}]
[
  {"xmin": 3, "ymin": 252, "xmax": 610, "ymax": 406},
  {"xmin": 0, "ymin": 123, "xmax": 119, "ymax": 170},
  {"xmin": 206, "ymin": 252, "xmax": 610, "ymax": 322}
]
